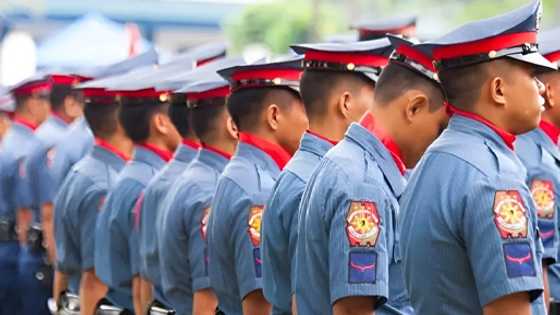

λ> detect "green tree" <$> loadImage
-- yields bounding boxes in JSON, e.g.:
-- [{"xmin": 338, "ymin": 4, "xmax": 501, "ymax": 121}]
[{"xmin": 225, "ymin": 0, "xmax": 345, "ymax": 54}]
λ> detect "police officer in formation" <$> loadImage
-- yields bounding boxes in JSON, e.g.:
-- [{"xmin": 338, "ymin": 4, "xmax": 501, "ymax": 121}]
[{"xmin": 4, "ymin": 0, "xmax": 560, "ymax": 314}]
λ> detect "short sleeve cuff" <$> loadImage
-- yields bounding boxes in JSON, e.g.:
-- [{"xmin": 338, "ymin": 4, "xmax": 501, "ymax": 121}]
[
  {"xmin": 192, "ymin": 276, "xmax": 211, "ymax": 291},
  {"xmin": 81, "ymin": 256, "xmax": 94, "ymax": 271},
  {"xmin": 330, "ymin": 281, "xmax": 388, "ymax": 309},
  {"xmin": 479, "ymin": 279, "xmax": 543, "ymax": 307},
  {"xmin": 239, "ymin": 278, "xmax": 263, "ymax": 300}
]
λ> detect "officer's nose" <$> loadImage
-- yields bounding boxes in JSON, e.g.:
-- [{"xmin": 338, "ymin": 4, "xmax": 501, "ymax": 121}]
[{"xmin": 535, "ymin": 77, "xmax": 546, "ymax": 95}]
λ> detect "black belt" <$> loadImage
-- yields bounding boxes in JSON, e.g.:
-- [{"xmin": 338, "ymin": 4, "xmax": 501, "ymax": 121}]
[
  {"xmin": 95, "ymin": 298, "xmax": 133, "ymax": 315},
  {"xmin": 147, "ymin": 300, "xmax": 175, "ymax": 315},
  {"xmin": 0, "ymin": 219, "xmax": 17, "ymax": 241},
  {"xmin": 551, "ymin": 301, "xmax": 560, "ymax": 315}
]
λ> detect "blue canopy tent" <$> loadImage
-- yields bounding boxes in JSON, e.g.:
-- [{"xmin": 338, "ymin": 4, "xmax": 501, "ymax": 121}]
[{"xmin": 36, "ymin": 13, "xmax": 151, "ymax": 70}]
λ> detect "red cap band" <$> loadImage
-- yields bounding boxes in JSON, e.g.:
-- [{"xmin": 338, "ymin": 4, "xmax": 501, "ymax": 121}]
[
  {"xmin": 232, "ymin": 69, "xmax": 302, "ymax": 82},
  {"xmin": 545, "ymin": 51, "xmax": 560, "ymax": 63},
  {"xmin": 304, "ymin": 50, "xmax": 388, "ymax": 68},
  {"xmin": 433, "ymin": 32, "xmax": 537, "ymax": 60},
  {"xmin": 395, "ymin": 44, "xmax": 436, "ymax": 71},
  {"xmin": 187, "ymin": 86, "xmax": 230, "ymax": 102},
  {"xmin": 13, "ymin": 81, "xmax": 51, "ymax": 96}
]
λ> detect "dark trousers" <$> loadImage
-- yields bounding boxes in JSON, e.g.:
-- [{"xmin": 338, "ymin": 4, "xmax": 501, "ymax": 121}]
[
  {"xmin": 18, "ymin": 245, "xmax": 51, "ymax": 315},
  {"xmin": 0, "ymin": 242, "xmax": 20, "ymax": 315}
]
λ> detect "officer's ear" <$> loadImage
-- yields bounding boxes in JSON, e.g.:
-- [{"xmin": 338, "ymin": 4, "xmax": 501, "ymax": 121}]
[
  {"xmin": 404, "ymin": 90, "xmax": 430, "ymax": 123},
  {"xmin": 337, "ymin": 91, "xmax": 353, "ymax": 119},
  {"xmin": 489, "ymin": 75, "xmax": 507, "ymax": 107},
  {"xmin": 265, "ymin": 103, "xmax": 281, "ymax": 131},
  {"xmin": 226, "ymin": 115, "xmax": 239, "ymax": 140},
  {"xmin": 152, "ymin": 112, "xmax": 172, "ymax": 135},
  {"xmin": 545, "ymin": 82, "xmax": 555, "ymax": 109}
]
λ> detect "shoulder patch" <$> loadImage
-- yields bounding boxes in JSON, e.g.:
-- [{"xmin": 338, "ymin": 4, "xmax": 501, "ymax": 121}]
[
  {"xmin": 493, "ymin": 190, "xmax": 528, "ymax": 239},
  {"xmin": 47, "ymin": 148, "xmax": 56, "ymax": 169},
  {"xmin": 97, "ymin": 195, "xmax": 106, "ymax": 211},
  {"xmin": 530, "ymin": 179, "xmax": 555, "ymax": 219},
  {"xmin": 248, "ymin": 205, "xmax": 264, "ymax": 247},
  {"xmin": 200, "ymin": 207, "xmax": 211, "ymax": 240},
  {"xmin": 346, "ymin": 201, "xmax": 380, "ymax": 247},
  {"xmin": 18, "ymin": 159, "xmax": 26, "ymax": 179}
]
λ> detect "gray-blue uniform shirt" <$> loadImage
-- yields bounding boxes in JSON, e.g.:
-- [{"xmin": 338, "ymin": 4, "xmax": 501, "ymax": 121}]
[
  {"xmin": 158, "ymin": 147, "xmax": 230, "ymax": 315},
  {"xmin": 54, "ymin": 141, "xmax": 126, "ymax": 293},
  {"xmin": 139, "ymin": 142, "xmax": 199, "ymax": 305},
  {"xmin": 517, "ymin": 122, "xmax": 560, "ymax": 301},
  {"xmin": 208, "ymin": 133, "xmax": 291, "ymax": 315},
  {"xmin": 25, "ymin": 115, "xmax": 69, "ymax": 209},
  {"xmin": 399, "ymin": 114, "xmax": 545, "ymax": 315},
  {"xmin": 261, "ymin": 132, "xmax": 333, "ymax": 314},
  {"xmin": 295, "ymin": 115, "xmax": 412, "ymax": 315},
  {"xmin": 94, "ymin": 145, "xmax": 167, "ymax": 309}
]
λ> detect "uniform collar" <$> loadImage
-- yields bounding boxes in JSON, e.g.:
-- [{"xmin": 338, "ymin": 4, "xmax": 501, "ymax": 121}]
[
  {"xmin": 446, "ymin": 102, "xmax": 516, "ymax": 150},
  {"xmin": 198, "ymin": 146, "xmax": 231, "ymax": 173},
  {"xmin": 539, "ymin": 120, "xmax": 560, "ymax": 145},
  {"xmin": 359, "ymin": 112, "xmax": 406, "ymax": 175},
  {"xmin": 346, "ymin": 116, "xmax": 407, "ymax": 198},
  {"xmin": 300, "ymin": 131, "xmax": 334, "ymax": 158},
  {"xmin": 306, "ymin": 129, "xmax": 338, "ymax": 145},
  {"xmin": 182, "ymin": 138, "xmax": 201, "ymax": 150},
  {"xmin": 525, "ymin": 127, "xmax": 560, "ymax": 161},
  {"xmin": 13, "ymin": 116, "xmax": 38, "ymax": 132},
  {"xmin": 134, "ymin": 144, "xmax": 169, "ymax": 169},
  {"xmin": 173, "ymin": 142, "xmax": 199, "ymax": 163},
  {"xmin": 202, "ymin": 143, "xmax": 233, "ymax": 160},
  {"xmin": 95, "ymin": 138, "xmax": 130, "ymax": 161},
  {"xmin": 137, "ymin": 142, "xmax": 174, "ymax": 163},
  {"xmin": 92, "ymin": 139, "xmax": 128, "ymax": 171},
  {"xmin": 238, "ymin": 132, "xmax": 292, "ymax": 170}
]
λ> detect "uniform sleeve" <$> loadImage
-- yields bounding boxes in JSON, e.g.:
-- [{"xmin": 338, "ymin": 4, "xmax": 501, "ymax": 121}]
[
  {"xmin": 527, "ymin": 175, "xmax": 559, "ymax": 265},
  {"xmin": 129, "ymin": 192, "xmax": 145, "ymax": 276},
  {"xmin": 15, "ymin": 156, "xmax": 33, "ymax": 209},
  {"xmin": 230, "ymin": 186, "xmax": 264, "ymax": 299},
  {"xmin": 463, "ymin": 181, "xmax": 543, "ymax": 306},
  {"xmin": 37, "ymin": 148, "xmax": 57, "ymax": 205},
  {"xmin": 287, "ymin": 189, "xmax": 303, "ymax": 295},
  {"xmin": 323, "ymin": 172, "xmax": 390, "ymax": 307},
  {"xmin": 186, "ymin": 194, "xmax": 212, "ymax": 292},
  {"xmin": 79, "ymin": 189, "xmax": 107, "ymax": 270}
]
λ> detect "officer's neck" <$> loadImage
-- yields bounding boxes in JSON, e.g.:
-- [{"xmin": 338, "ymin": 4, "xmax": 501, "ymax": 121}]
[
  {"xmin": 541, "ymin": 110, "xmax": 560, "ymax": 129},
  {"xmin": 241, "ymin": 128, "xmax": 281, "ymax": 148},
  {"xmin": 13, "ymin": 111, "xmax": 40, "ymax": 127},
  {"xmin": 308, "ymin": 115, "xmax": 348, "ymax": 142},
  {"xmin": 104, "ymin": 132, "xmax": 134, "ymax": 158}
]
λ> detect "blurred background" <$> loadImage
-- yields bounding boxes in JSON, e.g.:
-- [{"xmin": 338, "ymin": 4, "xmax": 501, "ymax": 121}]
[{"xmin": 0, "ymin": 0, "xmax": 558, "ymax": 86}]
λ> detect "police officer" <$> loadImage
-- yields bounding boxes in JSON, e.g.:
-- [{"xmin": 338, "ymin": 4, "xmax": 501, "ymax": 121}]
[
  {"xmin": 5, "ymin": 75, "xmax": 51, "ymax": 315},
  {"xmin": 208, "ymin": 57, "xmax": 308, "ymax": 315},
  {"xmin": 352, "ymin": 16, "xmax": 417, "ymax": 41},
  {"xmin": 261, "ymin": 39, "xmax": 392, "ymax": 315},
  {"xmin": 516, "ymin": 27, "xmax": 560, "ymax": 313},
  {"xmin": 53, "ymin": 86, "xmax": 133, "ymax": 315},
  {"xmin": 94, "ymin": 84, "xmax": 181, "ymax": 314},
  {"xmin": 294, "ymin": 35, "xmax": 446, "ymax": 315},
  {"xmin": 398, "ymin": 1, "xmax": 556, "ymax": 314},
  {"xmin": 0, "ymin": 88, "xmax": 14, "ymax": 140},
  {"xmin": 138, "ymin": 49, "xmax": 229, "ymax": 314},
  {"xmin": 158, "ymin": 78, "xmax": 236, "ymax": 315},
  {"xmin": 26, "ymin": 74, "xmax": 85, "ymax": 266}
]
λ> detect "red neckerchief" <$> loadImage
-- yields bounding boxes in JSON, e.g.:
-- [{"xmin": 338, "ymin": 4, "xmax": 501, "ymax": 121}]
[
  {"xmin": 539, "ymin": 120, "xmax": 560, "ymax": 144},
  {"xmin": 13, "ymin": 116, "xmax": 38, "ymax": 132},
  {"xmin": 202, "ymin": 143, "xmax": 233, "ymax": 160},
  {"xmin": 95, "ymin": 138, "xmax": 130, "ymax": 161},
  {"xmin": 307, "ymin": 130, "xmax": 339, "ymax": 145},
  {"xmin": 51, "ymin": 112, "xmax": 72, "ymax": 125},
  {"xmin": 138, "ymin": 142, "xmax": 173, "ymax": 162},
  {"xmin": 182, "ymin": 138, "xmax": 201, "ymax": 150},
  {"xmin": 360, "ymin": 112, "xmax": 406, "ymax": 175},
  {"xmin": 445, "ymin": 102, "xmax": 516, "ymax": 150},
  {"xmin": 239, "ymin": 132, "xmax": 292, "ymax": 170}
]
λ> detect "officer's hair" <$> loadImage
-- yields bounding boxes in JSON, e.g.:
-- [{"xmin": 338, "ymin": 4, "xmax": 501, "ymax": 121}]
[
  {"xmin": 438, "ymin": 62, "xmax": 490, "ymax": 110},
  {"xmin": 168, "ymin": 95, "xmax": 193, "ymax": 138},
  {"xmin": 226, "ymin": 87, "xmax": 301, "ymax": 132},
  {"xmin": 375, "ymin": 63, "xmax": 444, "ymax": 111},
  {"xmin": 191, "ymin": 98, "xmax": 227, "ymax": 142},
  {"xmin": 84, "ymin": 102, "xmax": 120, "ymax": 138},
  {"xmin": 118, "ymin": 99, "xmax": 169, "ymax": 143},
  {"xmin": 300, "ymin": 70, "xmax": 373, "ymax": 119},
  {"xmin": 14, "ymin": 95, "xmax": 31, "ymax": 111},
  {"xmin": 50, "ymin": 84, "xmax": 76, "ymax": 112}
]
